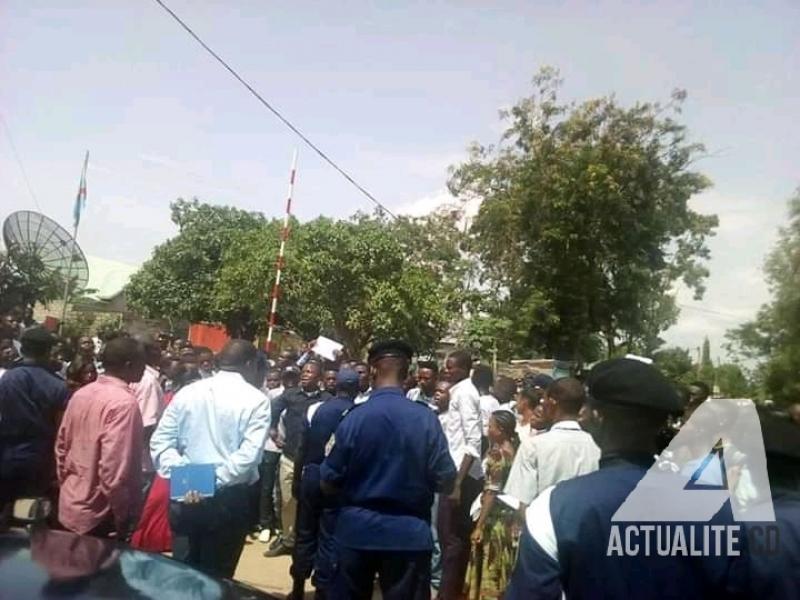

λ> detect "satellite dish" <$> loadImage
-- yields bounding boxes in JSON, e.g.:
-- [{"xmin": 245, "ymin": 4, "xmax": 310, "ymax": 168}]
[{"xmin": 3, "ymin": 210, "xmax": 90, "ymax": 293}]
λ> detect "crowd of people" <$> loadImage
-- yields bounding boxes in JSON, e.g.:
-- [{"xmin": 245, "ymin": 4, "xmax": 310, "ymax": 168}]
[{"xmin": 0, "ymin": 307, "xmax": 799, "ymax": 599}]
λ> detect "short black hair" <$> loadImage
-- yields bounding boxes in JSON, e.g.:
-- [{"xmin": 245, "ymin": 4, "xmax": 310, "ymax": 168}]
[
  {"xmin": 471, "ymin": 364, "xmax": 494, "ymax": 390},
  {"xmin": 417, "ymin": 360, "xmax": 438, "ymax": 373},
  {"xmin": 194, "ymin": 346, "xmax": 213, "ymax": 358},
  {"xmin": 494, "ymin": 376, "xmax": 517, "ymax": 403},
  {"xmin": 217, "ymin": 339, "xmax": 257, "ymax": 369},
  {"xmin": 547, "ymin": 377, "xmax": 586, "ymax": 415},
  {"xmin": 103, "ymin": 337, "xmax": 145, "ymax": 370},
  {"xmin": 20, "ymin": 327, "xmax": 55, "ymax": 358},
  {"xmin": 447, "ymin": 349, "xmax": 473, "ymax": 372}
]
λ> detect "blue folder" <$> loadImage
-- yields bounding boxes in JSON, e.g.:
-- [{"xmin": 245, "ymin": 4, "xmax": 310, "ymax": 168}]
[{"xmin": 170, "ymin": 464, "xmax": 216, "ymax": 501}]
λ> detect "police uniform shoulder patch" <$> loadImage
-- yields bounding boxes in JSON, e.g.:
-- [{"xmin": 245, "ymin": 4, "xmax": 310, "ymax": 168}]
[{"xmin": 324, "ymin": 434, "xmax": 336, "ymax": 457}]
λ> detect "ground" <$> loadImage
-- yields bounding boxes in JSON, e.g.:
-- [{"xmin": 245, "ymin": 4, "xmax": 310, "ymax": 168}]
[{"xmin": 234, "ymin": 538, "xmax": 314, "ymax": 598}]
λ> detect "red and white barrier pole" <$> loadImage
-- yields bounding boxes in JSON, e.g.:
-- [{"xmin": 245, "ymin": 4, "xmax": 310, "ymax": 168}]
[{"xmin": 265, "ymin": 149, "xmax": 298, "ymax": 355}]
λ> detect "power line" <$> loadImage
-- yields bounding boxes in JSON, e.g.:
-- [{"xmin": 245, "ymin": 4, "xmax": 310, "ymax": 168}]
[
  {"xmin": 677, "ymin": 303, "xmax": 746, "ymax": 320},
  {"xmin": 151, "ymin": 0, "xmax": 397, "ymax": 219},
  {"xmin": 0, "ymin": 113, "xmax": 42, "ymax": 212}
]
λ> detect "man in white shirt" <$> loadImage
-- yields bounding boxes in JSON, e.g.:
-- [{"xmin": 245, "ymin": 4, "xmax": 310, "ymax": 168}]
[
  {"xmin": 407, "ymin": 359, "xmax": 438, "ymax": 409},
  {"xmin": 258, "ymin": 367, "xmax": 289, "ymax": 543},
  {"xmin": 150, "ymin": 340, "xmax": 270, "ymax": 579},
  {"xmin": 438, "ymin": 349, "xmax": 483, "ymax": 600},
  {"xmin": 472, "ymin": 364, "xmax": 500, "ymax": 444},
  {"xmin": 353, "ymin": 361, "xmax": 371, "ymax": 404},
  {"xmin": 505, "ymin": 377, "xmax": 600, "ymax": 512}
]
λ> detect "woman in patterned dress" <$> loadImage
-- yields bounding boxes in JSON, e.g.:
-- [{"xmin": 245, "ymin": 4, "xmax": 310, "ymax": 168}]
[{"xmin": 465, "ymin": 410, "xmax": 520, "ymax": 599}]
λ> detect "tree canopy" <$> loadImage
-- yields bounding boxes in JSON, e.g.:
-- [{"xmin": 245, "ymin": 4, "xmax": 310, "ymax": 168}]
[
  {"xmin": 726, "ymin": 188, "xmax": 800, "ymax": 406},
  {"xmin": 127, "ymin": 200, "xmax": 465, "ymax": 356},
  {"xmin": 449, "ymin": 68, "xmax": 717, "ymax": 361}
]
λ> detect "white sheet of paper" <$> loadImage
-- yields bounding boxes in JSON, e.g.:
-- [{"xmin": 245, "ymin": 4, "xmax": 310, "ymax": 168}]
[{"xmin": 312, "ymin": 336, "xmax": 343, "ymax": 361}]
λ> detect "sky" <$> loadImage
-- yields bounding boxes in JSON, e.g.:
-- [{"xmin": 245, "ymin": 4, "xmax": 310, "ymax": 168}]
[{"xmin": 2, "ymin": 0, "xmax": 799, "ymax": 359}]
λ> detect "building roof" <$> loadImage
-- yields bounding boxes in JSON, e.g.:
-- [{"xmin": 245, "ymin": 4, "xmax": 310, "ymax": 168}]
[{"xmin": 84, "ymin": 256, "xmax": 138, "ymax": 301}]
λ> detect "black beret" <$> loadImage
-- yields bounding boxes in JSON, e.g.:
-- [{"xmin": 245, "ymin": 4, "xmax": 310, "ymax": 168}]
[
  {"xmin": 587, "ymin": 357, "xmax": 681, "ymax": 412},
  {"xmin": 760, "ymin": 412, "xmax": 800, "ymax": 460},
  {"xmin": 367, "ymin": 339, "xmax": 414, "ymax": 364}
]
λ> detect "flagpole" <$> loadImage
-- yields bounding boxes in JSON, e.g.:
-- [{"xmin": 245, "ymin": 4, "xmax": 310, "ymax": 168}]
[
  {"xmin": 59, "ymin": 151, "xmax": 89, "ymax": 334},
  {"xmin": 265, "ymin": 149, "xmax": 298, "ymax": 355}
]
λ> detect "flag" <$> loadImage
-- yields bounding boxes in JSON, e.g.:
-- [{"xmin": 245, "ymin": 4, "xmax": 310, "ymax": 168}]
[{"xmin": 73, "ymin": 150, "xmax": 89, "ymax": 230}]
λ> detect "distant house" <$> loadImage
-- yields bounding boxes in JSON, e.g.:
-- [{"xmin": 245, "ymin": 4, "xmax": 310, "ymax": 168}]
[{"xmin": 35, "ymin": 256, "xmax": 164, "ymax": 334}]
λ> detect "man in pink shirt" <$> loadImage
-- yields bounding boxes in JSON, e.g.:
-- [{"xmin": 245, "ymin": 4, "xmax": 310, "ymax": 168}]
[{"xmin": 56, "ymin": 337, "xmax": 146, "ymax": 538}]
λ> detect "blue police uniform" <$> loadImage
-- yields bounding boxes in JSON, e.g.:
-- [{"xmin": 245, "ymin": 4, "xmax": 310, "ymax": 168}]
[
  {"xmin": 291, "ymin": 391, "xmax": 355, "ymax": 592},
  {"xmin": 506, "ymin": 358, "xmax": 743, "ymax": 600},
  {"xmin": 0, "ymin": 363, "xmax": 69, "ymax": 503},
  {"xmin": 734, "ymin": 413, "xmax": 800, "ymax": 598},
  {"xmin": 320, "ymin": 386, "xmax": 456, "ymax": 599},
  {"xmin": 737, "ymin": 492, "xmax": 800, "ymax": 599},
  {"xmin": 506, "ymin": 454, "xmax": 741, "ymax": 599}
]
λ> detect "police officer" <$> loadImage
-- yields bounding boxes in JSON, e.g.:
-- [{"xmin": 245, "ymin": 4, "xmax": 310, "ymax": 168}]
[
  {"xmin": 735, "ymin": 412, "xmax": 800, "ymax": 598},
  {"xmin": 319, "ymin": 340, "xmax": 457, "ymax": 600},
  {"xmin": 289, "ymin": 368, "xmax": 360, "ymax": 599},
  {"xmin": 506, "ymin": 357, "xmax": 740, "ymax": 599}
]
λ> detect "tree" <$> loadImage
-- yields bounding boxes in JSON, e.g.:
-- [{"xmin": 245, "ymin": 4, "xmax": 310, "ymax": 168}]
[
  {"xmin": 130, "ymin": 201, "xmax": 464, "ymax": 354},
  {"xmin": 698, "ymin": 336, "xmax": 715, "ymax": 387},
  {"xmin": 726, "ymin": 188, "xmax": 800, "ymax": 405},
  {"xmin": 216, "ymin": 213, "xmax": 459, "ymax": 355},
  {"xmin": 0, "ymin": 248, "xmax": 67, "ymax": 314},
  {"xmin": 126, "ymin": 198, "xmax": 265, "ymax": 331},
  {"xmin": 715, "ymin": 363, "xmax": 751, "ymax": 398},
  {"xmin": 449, "ymin": 67, "xmax": 717, "ymax": 361},
  {"xmin": 653, "ymin": 346, "xmax": 695, "ymax": 387}
]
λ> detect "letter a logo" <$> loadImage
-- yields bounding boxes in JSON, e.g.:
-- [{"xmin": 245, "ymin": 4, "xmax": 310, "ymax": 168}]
[{"xmin": 612, "ymin": 398, "xmax": 774, "ymax": 523}]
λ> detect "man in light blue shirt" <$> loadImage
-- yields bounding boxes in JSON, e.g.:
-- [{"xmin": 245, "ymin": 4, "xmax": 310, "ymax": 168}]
[{"xmin": 151, "ymin": 339, "xmax": 269, "ymax": 578}]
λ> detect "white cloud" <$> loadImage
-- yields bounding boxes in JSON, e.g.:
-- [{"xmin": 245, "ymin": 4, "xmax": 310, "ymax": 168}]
[{"xmin": 396, "ymin": 188, "xmax": 481, "ymax": 219}]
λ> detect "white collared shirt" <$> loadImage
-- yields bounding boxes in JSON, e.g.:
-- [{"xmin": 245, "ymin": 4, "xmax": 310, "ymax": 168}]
[
  {"xmin": 151, "ymin": 371, "xmax": 270, "ymax": 488},
  {"xmin": 504, "ymin": 419, "xmax": 600, "ymax": 506},
  {"xmin": 479, "ymin": 394, "xmax": 501, "ymax": 433},
  {"xmin": 440, "ymin": 377, "xmax": 483, "ymax": 480}
]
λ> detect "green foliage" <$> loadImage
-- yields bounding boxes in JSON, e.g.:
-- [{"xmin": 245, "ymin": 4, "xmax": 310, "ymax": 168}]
[
  {"xmin": 653, "ymin": 346, "xmax": 695, "ymax": 387},
  {"xmin": 460, "ymin": 314, "xmax": 514, "ymax": 361},
  {"xmin": 0, "ymin": 247, "xmax": 67, "ymax": 313},
  {"xmin": 449, "ymin": 67, "xmax": 716, "ymax": 361},
  {"xmin": 126, "ymin": 198, "xmax": 265, "ymax": 328},
  {"xmin": 128, "ymin": 202, "xmax": 464, "ymax": 355},
  {"xmin": 715, "ymin": 363, "xmax": 751, "ymax": 398},
  {"xmin": 726, "ymin": 188, "xmax": 800, "ymax": 405}
]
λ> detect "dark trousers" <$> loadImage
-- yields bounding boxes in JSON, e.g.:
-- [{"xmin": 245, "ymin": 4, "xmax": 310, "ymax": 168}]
[
  {"xmin": 259, "ymin": 450, "xmax": 282, "ymax": 531},
  {"xmin": 437, "ymin": 476, "xmax": 484, "ymax": 600},
  {"xmin": 291, "ymin": 465, "xmax": 340, "ymax": 594},
  {"xmin": 169, "ymin": 484, "xmax": 251, "ymax": 579},
  {"xmin": 330, "ymin": 545, "xmax": 432, "ymax": 600},
  {"xmin": 291, "ymin": 467, "xmax": 323, "ymax": 582}
]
